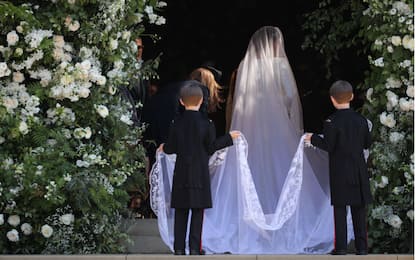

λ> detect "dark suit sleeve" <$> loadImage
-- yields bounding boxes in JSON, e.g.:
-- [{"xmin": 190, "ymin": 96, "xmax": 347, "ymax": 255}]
[
  {"xmin": 206, "ymin": 122, "xmax": 233, "ymax": 155},
  {"xmin": 311, "ymin": 119, "xmax": 337, "ymax": 153},
  {"xmin": 163, "ymin": 122, "xmax": 177, "ymax": 154},
  {"xmin": 364, "ymin": 121, "xmax": 372, "ymax": 149}
]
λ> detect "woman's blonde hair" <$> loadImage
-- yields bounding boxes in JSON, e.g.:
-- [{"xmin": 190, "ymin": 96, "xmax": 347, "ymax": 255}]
[{"xmin": 189, "ymin": 68, "xmax": 223, "ymax": 112}]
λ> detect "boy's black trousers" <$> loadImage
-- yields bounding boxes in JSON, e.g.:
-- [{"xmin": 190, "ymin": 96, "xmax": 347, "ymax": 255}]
[
  {"xmin": 334, "ymin": 205, "xmax": 368, "ymax": 251},
  {"xmin": 174, "ymin": 208, "xmax": 204, "ymax": 251}
]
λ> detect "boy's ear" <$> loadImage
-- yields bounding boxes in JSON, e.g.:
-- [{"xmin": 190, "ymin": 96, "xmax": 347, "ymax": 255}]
[
  {"xmin": 179, "ymin": 98, "xmax": 185, "ymax": 106},
  {"xmin": 197, "ymin": 97, "xmax": 203, "ymax": 106},
  {"xmin": 330, "ymin": 96, "xmax": 338, "ymax": 106},
  {"xmin": 350, "ymin": 93, "xmax": 354, "ymax": 101}
]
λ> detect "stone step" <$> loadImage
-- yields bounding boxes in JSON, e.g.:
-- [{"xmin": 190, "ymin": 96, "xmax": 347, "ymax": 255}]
[
  {"xmin": 121, "ymin": 218, "xmax": 160, "ymax": 236},
  {"xmin": 0, "ymin": 254, "xmax": 413, "ymax": 260},
  {"xmin": 125, "ymin": 235, "xmax": 171, "ymax": 254}
]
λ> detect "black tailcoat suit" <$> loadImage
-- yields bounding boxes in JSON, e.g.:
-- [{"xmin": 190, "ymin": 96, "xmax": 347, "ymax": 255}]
[
  {"xmin": 311, "ymin": 108, "xmax": 372, "ymax": 252},
  {"xmin": 163, "ymin": 110, "xmax": 233, "ymax": 252}
]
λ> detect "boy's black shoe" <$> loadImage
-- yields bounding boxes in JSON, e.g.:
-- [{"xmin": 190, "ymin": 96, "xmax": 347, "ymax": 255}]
[
  {"xmin": 174, "ymin": 249, "xmax": 185, "ymax": 255},
  {"xmin": 190, "ymin": 249, "xmax": 206, "ymax": 255},
  {"xmin": 356, "ymin": 250, "xmax": 368, "ymax": 255},
  {"xmin": 330, "ymin": 249, "xmax": 347, "ymax": 255}
]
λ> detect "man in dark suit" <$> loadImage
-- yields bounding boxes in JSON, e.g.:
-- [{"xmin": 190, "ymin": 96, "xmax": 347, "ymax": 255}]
[
  {"xmin": 159, "ymin": 81, "xmax": 240, "ymax": 255},
  {"xmin": 305, "ymin": 80, "xmax": 372, "ymax": 255}
]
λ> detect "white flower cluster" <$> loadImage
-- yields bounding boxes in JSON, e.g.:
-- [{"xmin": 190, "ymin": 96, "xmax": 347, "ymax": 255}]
[
  {"xmin": 76, "ymin": 153, "xmax": 108, "ymax": 168},
  {"xmin": 24, "ymin": 29, "xmax": 53, "ymax": 49},
  {"xmin": 0, "ymin": 82, "xmax": 40, "ymax": 120},
  {"xmin": 50, "ymin": 58, "xmax": 106, "ymax": 102},
  {"xmin": 46, "ymin": 103, "xmax": 76, "ymax": 125},
  {"xmin": 0, "ymin": 213, "xmax": 54, "ymax": 242},
  {"xmin": 73, "ymin": 127, "xmax": 92, "ymax": 140},
  {"xmin": 144, "ymin": 5, "xmax": 166, "ymax": 25}
]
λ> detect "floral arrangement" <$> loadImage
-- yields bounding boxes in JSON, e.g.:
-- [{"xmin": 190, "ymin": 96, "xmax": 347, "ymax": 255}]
[
  {"xmin": 303, "ymin": 0, "xmax": 413, "ymax": 253},
  {"xmin": 0, "ymin": 0, "xmax": 165, "ymax": 253}
]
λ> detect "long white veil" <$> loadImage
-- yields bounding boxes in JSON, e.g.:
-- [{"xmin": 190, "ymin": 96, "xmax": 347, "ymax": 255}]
[{"xmin": 150, "ymin": 26, "xmax": 353, "ymax": 254}]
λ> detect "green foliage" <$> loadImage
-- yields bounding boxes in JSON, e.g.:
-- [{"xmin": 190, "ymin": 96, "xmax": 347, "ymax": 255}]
[
  {"xmin": 0, "ymin": 0, "xmax": 166, "ymax": 253},
  {"xmin": 303, "ymin": 0, "xmax": 414, "ymax": 253}
]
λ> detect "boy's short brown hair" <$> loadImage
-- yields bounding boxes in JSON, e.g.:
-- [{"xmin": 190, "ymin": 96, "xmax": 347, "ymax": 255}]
[
  {"xmin": 329, "ymin": 80, "xmax": 353, "ymax": 103},
  {"xmin": 180, "ymin": 81, "xmax": 203, "ymax": 106}
]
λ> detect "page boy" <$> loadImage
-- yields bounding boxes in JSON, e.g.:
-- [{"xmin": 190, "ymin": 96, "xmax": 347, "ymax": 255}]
[
  {"xmin": 159, "ymin": 80, "xmax": 240, "ymax": 255},
  {"xmin": 305, "ymin": 80, "xmax": 372, "ymax": 255}
]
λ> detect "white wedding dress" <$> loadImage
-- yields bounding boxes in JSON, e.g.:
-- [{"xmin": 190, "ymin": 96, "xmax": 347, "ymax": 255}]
[{"xmin": 150, "ymin": 26, "xmax": 353, "ymax": 254}]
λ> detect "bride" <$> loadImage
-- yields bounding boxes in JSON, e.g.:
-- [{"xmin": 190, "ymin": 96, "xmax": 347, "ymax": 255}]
[{"xmin": 150, "ymin": 26, "xmax": 351, "ymax": 254}]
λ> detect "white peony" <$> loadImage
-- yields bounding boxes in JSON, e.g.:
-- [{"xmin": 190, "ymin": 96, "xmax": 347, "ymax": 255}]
[
  {"xmin": 41, "ymin": 224, "xmax": 53, "ymax": 238},
  {"xmin": 18, "ymin": 121, "xmax": 29, "ymax": 135},
  {"xmin": 53, "ymin": 35, "xmax": 65, "ymax": 48},
  {"xmin": 12, "ymin": 71, "xmax": 25, "ymax": 83},
  {"xmin": 386, "ymin": 214, "xmax": 402, "ymax": 229},
  {"xmin": 95, "ymin": 105, "xmax": 109, "ymax": 118},
  {"xmin": 78, "ymin": 87, "xmax": 90, "ymax": 98},
  {"xmin": 7, "ymin": 31, "xmax": 19, "ymax": 46},
  {"xmin": 2, "ymin": 96, "xmax": 19, "ymax": 111},
  {"xmin": 96, "ymin": 75, "xmax": 106, "ymax": 86},
  {"xmin": 21, "ymin": 223, "xmax": 32, "ymax": 235},
  {"xmin": 0, "ymin": 214, "xmax": 4, "ymax": 225},
  {"xmin": 379, "ymin": 112, "xmax": 396, "ymax": 128},
  {"xmin": 407, "ymin": 210, "xmax": 414, "ymax": 221},
  {"xmin": 7, "ymin": 229, "xmax": 19, "ymax": 242},
  {"xmin": 402, "ymin": 35, "xmax": 414, "ymax": 51},
  {"xmin": 60, "ymin": 214, "xmax": 74, "ymax": 225},
  {"xmin": 7, "ymin": 215, "xmax": 20, "ymax": 227},
  {"xmin": 391, "ymin": 36, "xmax": 401, "ymax": 46},
  {"xmin": 406, "ymin": 85, "xmax": 414, "ymax": 98},
  {"xmin": 68, "ymin": 21, "xmax": 80, "ymax": 32}
]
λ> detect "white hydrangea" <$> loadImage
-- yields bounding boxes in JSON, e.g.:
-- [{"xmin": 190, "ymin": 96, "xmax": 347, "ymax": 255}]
[
  {"xmin": 377, "ymin": 175, "xmax": 389, "ymax": 188},
  {"xmin": 379, "ymin": 112, "xmax": 396, "ymax": 128},
  {"xmin": 144, "ymin": 6, "xmax": 154, "ymax": 14},
  {"xmin": 120, "ymin": 114, "xmax": 133, "ymax": 125},
  {"xmin": 12, "ymin": 71, "xmax": 25, "ymax": 83},
  {"xmin": 392, "ymin": 1, "xmax": 411, "ymax": 15},
  {"xmin": 0, "ymin": 62, "xmax": 12, "ymax": 77},
  {"xmin": 406, "ymin": 85, "xmax": 414, "ymax": 98},
  {"xmin": 389, "ymin": 131, "xmax": 405, "ymax": 143},
  {"xmin": 386, "ymin": 90, "xmax": 398, "ymax": 110},
  {"xmin": 399, "ymin": 97, "xmax": 413, "ymax": 111},
  {"xmin": 109, "ymin": 39, "xmax": 118, "ymax": 50},
  {"xmin": 385, "ymin": 77, "xmax": 402, "ymax": 89},
  {"xmin": 157, "ymin": 1, "xmax": 167, "ymax": 7},
  {"xmin": 24, "ymin": 29, "xmax": 53, "ymax": 49},
  {"xmin": 374, "ymin": 57, "xmax": 384, "ymax": 67},
  {"xmin": 18, "ymin": 121, "xmax": 29, "ymax": 135},
  {"xmin": 156, "ymin": 16, "xmax": 166, "ymax": 25},
  {"xmin": 386, "ymin": 214, "xmax": 402, "ymax": 229}
]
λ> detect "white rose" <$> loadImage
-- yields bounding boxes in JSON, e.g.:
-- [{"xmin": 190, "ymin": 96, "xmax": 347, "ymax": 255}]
[
  {"xmin": 12, "ymin": 71, "xmax": 25, "ymax": 83},
  {"xmin": 18, "ymin": 121, "xmax": 29, "ymax": 135},
  {"xmin": 95, "ymin": 105, "xmax": 109, "ymax": 118},
  {"xmin": 2, "ymin": 96, "xmax": 19, "ymax": 110},
  {"xmin": 406, "ymin": 85, "xmax": 414, "ymax": 98},
  {"xmin": 7, "ymin": 215, "xmax": 20, "ymax": 227},
  {"xmin": 84, "ymin": 127, "xmax": 92, "ymax": 139},
  {"xmin": 7, "ymin": 31, "xmax": 19, "ymax": 46},
  {"xmin": 109, "ymin": 39, "xmax": 118, "ymax": 50},
  {"xmin": 148, "ymin": 13, "xmax": 158, "ymax": 24},
  {"xmin": 122, "ymin": 30, "xmax": 131, "ymax": 41},
  {"xmin": 73, "ymin": 128, "xmax": 85, "ymax": 139},
  {"xmin": 379, "ymin": 112, "xmax": 396, "ymax": 128},
  {"xmin": 41, "ymin": 224, "xmax": 53, "ymax": 238},
  {"xmin": 385, "ymin": 77, "xmax": 402, "ymax": 89},
  {"xmin": 79, "ymin": 60, "xmax": 91, "ymax": 71},
  {"xmin": 366, "ymin": 88, "xmax": 373, "ymax": 102},
  {"xmin": 68, "ymin": 21, "xmax": 80, "ymax": 32},
  {"xmin": 157, "ymin": 1, "xmax": 167, "ymax": 7},
  {"xmin": 0, "ymin": 62, "xmax": 11, "ymax": 77},
  {"xmin": 391, "ymin": 36, "xmax": 402, "ymax": 46},
  {"xmin": 68, "ymin": 0, "xmax": 75, "ymax": 4},
  {"xmin": 156, "ymin": 16, "xmax": 166, "ymax": 25},
  {"xmin": 16, "ymin": 25, "xmax": 24, "ymax": 34},
  {"xmin": 0, "ymin": 214, "xmax": 4, "ymax": 225},
  {"xmin": 135, "ymin": 13, "xmax": 143, "ymax": 23},
  {"xmin": 60, "ymin": 213, "xmax": 74, "ymax": 225},
  {"xmin": 386, "ymin": 214, "xmax": 402, "ymax": 229},
  {"xmin": 402, "ymin": 35, "xmax": 414, "ymax": 51},
  {"xmin": 144, "ymin": 6, "xmax": 154, "ymax": 14},
  {"xmin": 407, "ymin": 210, "xmax": 414, "ymax": 221},
  {"xmin": 0, "ymin": 136, "xmax": 5, "ymax": 144},
  {"xmin": 21, "ymin": 223, "xmax": 32, "ymax": 235},
  {"xmin": 7, "ymin": 229, "xmax": 19, "ymax": 242},
  {"xmin": 78, "ymin": 87, "xmax": 90, "ymax": 98}
]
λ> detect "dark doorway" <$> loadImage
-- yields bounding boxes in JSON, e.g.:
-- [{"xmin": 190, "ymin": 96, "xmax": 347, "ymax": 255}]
[{"xmin": 145, "ymin": 0, "xmax": 368, "ymax": 132}]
